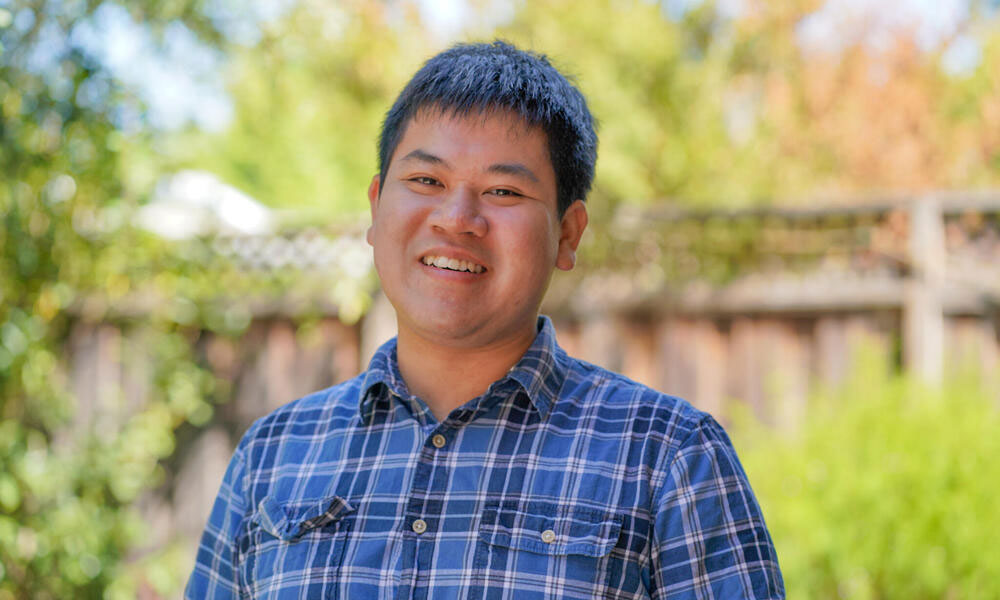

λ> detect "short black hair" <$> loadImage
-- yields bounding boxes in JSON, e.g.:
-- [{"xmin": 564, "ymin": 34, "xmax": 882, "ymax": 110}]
[{"xmin": 377, "ymin": 41, "xmax": 597, "ymax": 216}]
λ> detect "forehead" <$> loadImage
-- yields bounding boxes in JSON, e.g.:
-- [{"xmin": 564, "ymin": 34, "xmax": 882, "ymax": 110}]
[{"xmin": 390, "ymin": 107, "xmax": 553, "ymax": 171}]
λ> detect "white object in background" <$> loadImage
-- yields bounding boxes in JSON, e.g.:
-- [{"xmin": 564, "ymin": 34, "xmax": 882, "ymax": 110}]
[{"xmin": 135, "ymin": 170, "xmax": 273, "ymax": 239}]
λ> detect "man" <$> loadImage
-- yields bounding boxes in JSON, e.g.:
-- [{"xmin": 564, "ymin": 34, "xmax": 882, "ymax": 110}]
[{"xmin": 187, "ymin": 41, "xmax": 784, "ymax": 599}]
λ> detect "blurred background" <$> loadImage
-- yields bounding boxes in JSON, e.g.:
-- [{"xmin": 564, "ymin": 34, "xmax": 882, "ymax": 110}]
[{"xmin": 3, "ymin": 0, "xmax": 1000, "ymax": 597}]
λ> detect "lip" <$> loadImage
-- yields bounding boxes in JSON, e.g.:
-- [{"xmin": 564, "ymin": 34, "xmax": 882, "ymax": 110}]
[{"xmin": 418, "ymin": 246, "xmax": 488, "ymax": 276}]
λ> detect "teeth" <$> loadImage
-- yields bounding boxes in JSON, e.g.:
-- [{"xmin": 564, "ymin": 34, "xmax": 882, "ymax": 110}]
[{"xmin": 421, "ymin": 255, "xmax": 484, "ymax": 273}]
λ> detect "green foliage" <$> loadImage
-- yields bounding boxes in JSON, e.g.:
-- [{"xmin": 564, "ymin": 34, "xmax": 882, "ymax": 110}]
[
  {"xmin": 0, "ymin": 2, "xmax": 377, "ymax": 597},
  {"xmin": 163, "ymin": 1, "xmax": 434, "ymax": 219},
  {"xmin": 185, "ymin": 0, "xmax": 1000, "ymax": 226},
  {"xmin": 5, "ymin": 0, "xmax": 1000, "ymax": 596},
  {"xmin": 498, "ymin": 0, "xmax": 758, "ymax": 208},
  {"xmin": 734, "ymin": 354, "xmax": 1000, "ymax": 599},
  {"xmin": 177, "ymin": 0, "xmax": 770, "ymax": 217},
  {"xmin": 175, "ymin": 0, "xmax": 1000, "ymax": 244}
]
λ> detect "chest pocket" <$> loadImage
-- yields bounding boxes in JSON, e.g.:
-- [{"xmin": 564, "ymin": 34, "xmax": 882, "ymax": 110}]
[
  {"xmin": 237, "ymin": 495, "xmax": 355, "ymax": 599},
  {"xmin": 474, "ymin": 500, "xmax": 622, "ymax": 597}
]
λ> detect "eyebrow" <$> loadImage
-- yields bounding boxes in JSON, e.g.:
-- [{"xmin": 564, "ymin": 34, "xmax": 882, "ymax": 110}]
[
  {"xmin": 487, "ymin": 162, "xmax": 540, "ymax": 184},
  {"xmin": 399, "ymin": 149, "xmax": 449, "ymax": 168}
]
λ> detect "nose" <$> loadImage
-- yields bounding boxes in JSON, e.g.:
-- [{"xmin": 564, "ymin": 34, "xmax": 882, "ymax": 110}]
[{"xmin": 427, "ymin": 187, "xmax": 488, "ymax": 237}]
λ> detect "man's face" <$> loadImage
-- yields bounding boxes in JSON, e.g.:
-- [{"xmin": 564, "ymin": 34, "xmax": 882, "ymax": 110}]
[{"xmin": 367, "ymin": 108, "xmax": 587, "ymax": 350}]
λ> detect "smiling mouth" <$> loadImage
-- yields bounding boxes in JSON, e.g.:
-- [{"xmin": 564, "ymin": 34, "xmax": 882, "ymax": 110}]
[{"xmin": 421, "ymin": 255, "xmax": 486, "ymax": 273}]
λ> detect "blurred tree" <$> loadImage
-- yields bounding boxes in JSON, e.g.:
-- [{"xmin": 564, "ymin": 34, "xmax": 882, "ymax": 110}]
[
  {"xmin": 0, "ymin": 2, "xmax": 237, "ymax": 597},
  {"xmin": 497, "ymin": 0, "xmax": 766, "ymax": 209},
  {"xmin": 163, "ymin": 0, "xmax": 434, "ymax": 220},
  {"xmin": 184, "ymin": 0, "xmax": 1000, "ymax": 219},
  {"xmin": 719, "ymin": 0, "xmax": 1000, "ymax": 196},
  {"xmin": 504, "ymin": 0, "xmax": 1000, "ymax": 204},
  {"xmin": 171, "ymin": 0, "xmax": 756, "ymax": 216}
]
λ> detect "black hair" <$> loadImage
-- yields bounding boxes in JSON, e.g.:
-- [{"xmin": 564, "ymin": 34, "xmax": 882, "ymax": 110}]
[{"xmin": 377, "ymin": 41, "xmax": 597, "ymax": 216}]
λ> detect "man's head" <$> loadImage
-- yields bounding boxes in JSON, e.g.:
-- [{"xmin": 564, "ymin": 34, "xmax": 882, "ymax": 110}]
[
  {"xmin": 377, "ymin": 41, "xmax": 597, "ymax": 216},
  {"xmin": 367, "ymin": 41, "xmax": 595, "ymax": 352}
]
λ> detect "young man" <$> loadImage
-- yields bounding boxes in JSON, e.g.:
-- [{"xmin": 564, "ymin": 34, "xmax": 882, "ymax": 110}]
[{"xmin": 187, "ymin": 41, "xmax": 784, "ymax": 599}]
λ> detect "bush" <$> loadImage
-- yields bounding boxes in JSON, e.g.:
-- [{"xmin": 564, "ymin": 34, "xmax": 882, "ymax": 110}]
[{"xmin": 734, "ymin": 355, "xmax": 1000, "ymax": 599}]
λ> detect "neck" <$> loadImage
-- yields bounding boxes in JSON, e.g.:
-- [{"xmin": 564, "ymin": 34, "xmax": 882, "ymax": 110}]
[{"xmin": 395, "ymin": 323, "xmax": 538, "ymax": 422}]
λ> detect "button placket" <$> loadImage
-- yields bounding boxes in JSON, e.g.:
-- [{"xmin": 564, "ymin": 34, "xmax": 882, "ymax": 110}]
[{"xmin": 402, "ymin": 422, "xmax": 436, "ymax": 587}]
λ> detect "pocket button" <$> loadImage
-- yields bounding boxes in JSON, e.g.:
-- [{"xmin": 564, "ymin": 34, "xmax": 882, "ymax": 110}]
[{"xmin": 541, "ymin": 529, "xmax": 556, "ymax": 544}]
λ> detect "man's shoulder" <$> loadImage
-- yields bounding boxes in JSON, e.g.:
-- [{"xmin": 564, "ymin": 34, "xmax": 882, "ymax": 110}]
[
  {"xmin": 556, "ymin": 352, "xmax": 709, "ymax": 445},
  {"xmin": 239, "ymin": 372, "xmax": 368, "ymax": 448}
]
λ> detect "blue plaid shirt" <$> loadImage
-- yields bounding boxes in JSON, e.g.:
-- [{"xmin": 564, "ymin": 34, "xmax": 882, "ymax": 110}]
[{"xmin": 187, "ymin": 316, "xmax": 783, "ymax": 599}]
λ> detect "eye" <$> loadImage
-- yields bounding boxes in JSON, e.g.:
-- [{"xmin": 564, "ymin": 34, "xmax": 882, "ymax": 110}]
[
  {"xmin": 489, "ymin": 188, "xmax": 522, "ymax": 198},
  {"xmin": 409, "ymin": 176, "xmax": 440, "ymax": 186}
]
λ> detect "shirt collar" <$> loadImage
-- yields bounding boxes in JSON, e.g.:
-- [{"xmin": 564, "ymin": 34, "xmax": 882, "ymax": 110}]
[
  {"xmin": 359, "ymin": 337, "xmax": 405, "ymax": 422},
  {"xmin": 358, "ymin": 315, "xmax": 567, "ymax": 422},
  {"xmin": 503, "ymin": 315, "xmax": 565, "ymax": 419}
]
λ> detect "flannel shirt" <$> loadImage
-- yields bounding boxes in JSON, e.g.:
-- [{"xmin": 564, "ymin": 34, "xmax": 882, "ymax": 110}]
[{"xmin": 186, "ymin": 316, "xmax": 784, "ymax": 599}]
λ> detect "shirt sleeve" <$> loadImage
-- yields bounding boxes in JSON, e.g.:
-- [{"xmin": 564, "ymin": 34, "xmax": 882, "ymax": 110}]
[
  {"xmin": 650, "ymin": 415, "xmax": 785, "ymax": 599},
  {"xmin": 185, "ymin": 440, "xmax": 249, "ymax": 600}
]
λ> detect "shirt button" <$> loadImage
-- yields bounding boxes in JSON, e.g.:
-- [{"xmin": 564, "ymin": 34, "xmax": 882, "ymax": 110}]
[
  {"xmin": 541, "ymin": 529, "xmax": 556, "ymax": 544},
  {"xmin": 412, "ymin": 519, "xmax": 428, "ymax": 534},
  {"xmin": 431, "ymin": 434, "xmax": 446, "ymax": 448}
]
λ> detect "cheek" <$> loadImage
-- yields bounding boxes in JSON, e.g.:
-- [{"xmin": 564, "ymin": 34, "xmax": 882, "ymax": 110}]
[
  {"xmin": 369, "ymin": 222, "xmax": 407, "ymax": 281},
  {"xmin": 493, "ymin": 212, "xmax": 560, "ymax": 273},
  {"xmin": 372, "ymin": 202, "xmax": 421, "ymax": 249}
]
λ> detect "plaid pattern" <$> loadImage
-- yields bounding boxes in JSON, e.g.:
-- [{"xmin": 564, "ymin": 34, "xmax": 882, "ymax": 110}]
[{"xmin": 186, "ymin": 316, "xmax": 784, "ymax": 599}]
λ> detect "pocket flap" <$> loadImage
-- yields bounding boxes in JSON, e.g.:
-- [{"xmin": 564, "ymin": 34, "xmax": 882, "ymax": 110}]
[
  {"xmin": 479, "ymin": 502, "xmax": 621, "ymax": 557},
  {"xmin": 255, "ymin": 495, "xmax": 355, "ymax": 542}
]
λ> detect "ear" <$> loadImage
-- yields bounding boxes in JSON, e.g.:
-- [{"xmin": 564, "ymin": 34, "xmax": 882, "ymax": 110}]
[
  {"xmin": 555, "ymin": 200, "xmax": 588, "ymax": 271},
  {"xmin": 366, "ymin": 174, "xmax": 380, "ymax": 247}
]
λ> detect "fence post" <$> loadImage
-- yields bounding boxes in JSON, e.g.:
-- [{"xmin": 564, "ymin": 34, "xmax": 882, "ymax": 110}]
[{"xmin": 903, "ymin": 195, "xmax": 945, "ymax": 383}]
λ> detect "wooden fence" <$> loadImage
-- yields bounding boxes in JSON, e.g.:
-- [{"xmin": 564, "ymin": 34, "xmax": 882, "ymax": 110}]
[{"xmin": 63, "ymin": 192, "xmax": 1000, "ymax": 592}]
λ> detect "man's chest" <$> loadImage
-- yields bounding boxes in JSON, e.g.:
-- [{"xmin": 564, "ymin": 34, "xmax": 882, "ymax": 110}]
[{"xmin": 237, "ymin": 412, "xmax": 656, "ymax": 599}]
